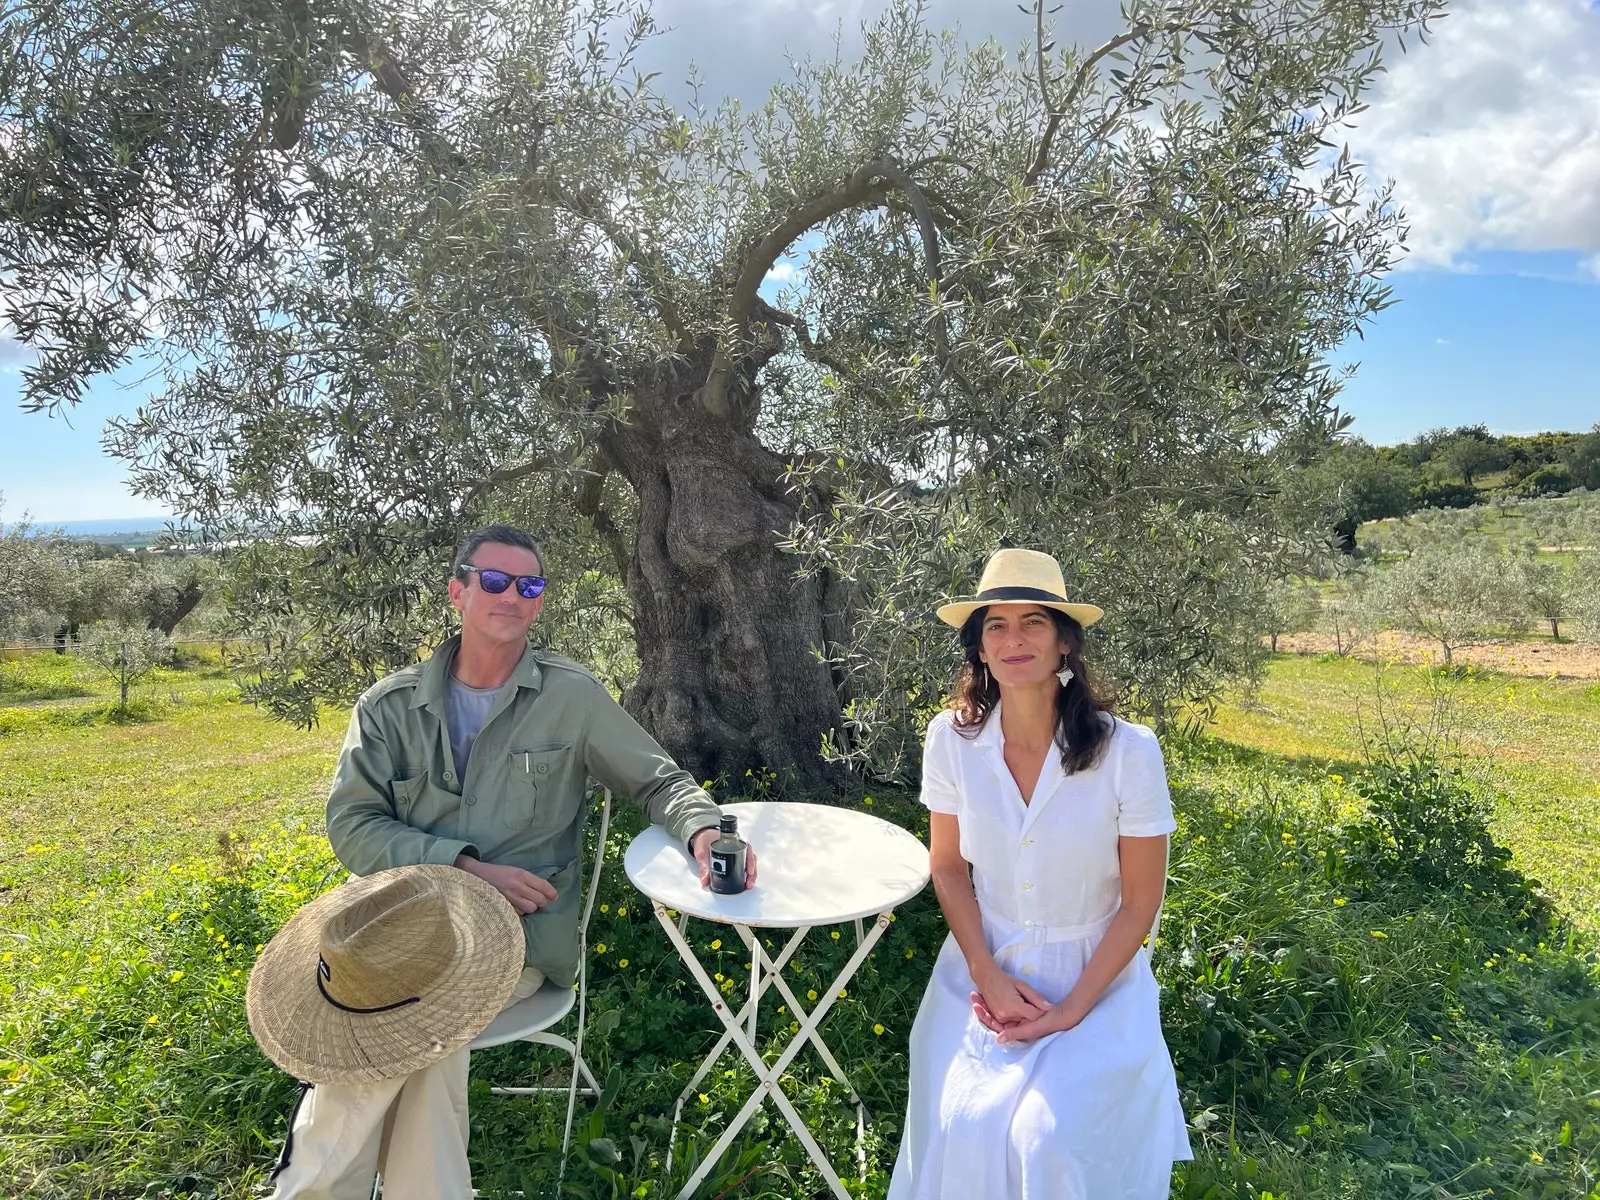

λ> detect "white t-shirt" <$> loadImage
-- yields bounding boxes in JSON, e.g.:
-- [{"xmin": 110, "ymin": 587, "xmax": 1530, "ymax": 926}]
[{"xmin": 445, "ymin": 676, "xmax": 502, "ymax": 775}]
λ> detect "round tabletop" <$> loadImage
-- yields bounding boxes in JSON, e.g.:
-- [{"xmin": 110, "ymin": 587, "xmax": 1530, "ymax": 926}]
[{"xmin": 624, "ymin": 802, "xmax": 931, "ymax": 927}]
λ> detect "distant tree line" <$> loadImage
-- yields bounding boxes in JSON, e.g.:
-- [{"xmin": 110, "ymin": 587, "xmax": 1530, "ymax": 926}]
[
  {"xmin": 1264, "ymin": 489, "xmax": 1600, "ymax": 663},
  {"xmin": 1302, "ymin": 425, "xmax": 1600, "ymax": 552},
  {"xmin": 0, "ymin": 500, "xmax": 215, "ymax": 649}
]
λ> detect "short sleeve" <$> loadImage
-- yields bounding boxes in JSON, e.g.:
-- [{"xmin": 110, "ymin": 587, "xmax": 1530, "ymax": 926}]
[
  {"xmin": 1114, "ymin": 722, "xmax": 1177, "ymax": 838},
  {"xmin": 919, "ymin": 713, "xmax": 961, "ymax": 815}
]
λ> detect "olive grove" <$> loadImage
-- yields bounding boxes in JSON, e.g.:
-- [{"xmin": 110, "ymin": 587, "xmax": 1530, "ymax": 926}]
[{"xmin": 2, "ymin": 0, "xmax": 1442, "ymax": 787}]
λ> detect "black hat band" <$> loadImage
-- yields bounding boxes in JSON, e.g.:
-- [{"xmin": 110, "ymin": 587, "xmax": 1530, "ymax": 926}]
[{"xmin": 976, "ymin": 586, "xmax": 1069, "ymax": 603}]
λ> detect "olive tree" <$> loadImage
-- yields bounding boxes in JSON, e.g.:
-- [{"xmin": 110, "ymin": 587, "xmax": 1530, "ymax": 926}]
[
  {"xmin": 1570, "ymin": 555, "xmax": 1600, "ymax": 643},
  {"xmin": 1366, "ymin": 544, "xmax": 1522, "ymax": 664},
  {"xmin": 79, "ymin": 622, "xmax": 173, "ymax": 706},
  {"xmin": 1514, "ymin": 549, "xmax": 1573, "ymax": 641},
  {"xmin": 1262, "ymin": 578, "xmax": 1324, "ymax": 653},
  {"xmin": 0, "ymin": 498, "xmax": 46, "ymax": 638},
  {"xmin": 2, "ymin": 0, "xmax": 1441, "ymax": 786}
]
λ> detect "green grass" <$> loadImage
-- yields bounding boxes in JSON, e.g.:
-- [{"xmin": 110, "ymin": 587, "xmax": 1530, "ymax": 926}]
[
  {"xmin": 1210, "ymin": 653, "xmax": 1600, "ymax": 930},
  {"xmin": 2, "ymin": 651, "xmax": 1598, "ymax": 1199}
]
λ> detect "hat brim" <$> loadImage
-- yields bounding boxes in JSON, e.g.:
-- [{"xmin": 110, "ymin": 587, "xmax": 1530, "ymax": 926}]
[
  {"xmin": 246, "ymin": 865, "xmax": 525, "ymax": 1084},
  {"xmin": 936, "ymin": 598, "xmax": 1104, "ymax": 629}
]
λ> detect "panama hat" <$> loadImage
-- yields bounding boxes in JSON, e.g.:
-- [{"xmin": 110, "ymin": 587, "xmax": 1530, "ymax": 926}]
[
  {"xmin": 936, "ymin": 548, "xmax": 1103, "ymax": 629},
  {"xmin": 246, "ymin": 865, "xmax": 525, "ymax": 1084}
]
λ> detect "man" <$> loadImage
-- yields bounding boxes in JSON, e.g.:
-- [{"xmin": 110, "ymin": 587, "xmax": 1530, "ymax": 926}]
[{"xmin": 268, "ymin": 523, "xmax": 755, "ymax": 1199}]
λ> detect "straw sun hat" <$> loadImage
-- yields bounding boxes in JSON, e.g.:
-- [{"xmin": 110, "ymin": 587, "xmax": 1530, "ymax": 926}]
[
  {"xmin": 936, "ymin": 548, "xmax": 1103, "ymax": 630},
  {"xmin": 246, "ymin": 865, "xmax": 525, "ymax": 1084}
]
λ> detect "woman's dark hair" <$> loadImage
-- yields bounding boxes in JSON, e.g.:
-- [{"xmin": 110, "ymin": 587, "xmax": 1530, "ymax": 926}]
[{"xmin": 950, "ymin": 605, "xmax": 1114, "ymax": 775}]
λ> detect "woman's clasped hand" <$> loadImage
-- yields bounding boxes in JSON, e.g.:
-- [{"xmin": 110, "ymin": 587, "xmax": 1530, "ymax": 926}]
[{"xmin": 968, "ymin": 969, "xmax": 1085, "ymax": 1044}]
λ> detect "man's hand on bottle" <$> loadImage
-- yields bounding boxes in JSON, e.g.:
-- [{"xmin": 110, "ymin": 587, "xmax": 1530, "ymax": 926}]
[
  {"xmin": 455, "ymin": 854, "xmax": 558, "ymax": 914},
  {"xmin": 689, "ymin": 827, "xmax": 760, "ymax": 889}
]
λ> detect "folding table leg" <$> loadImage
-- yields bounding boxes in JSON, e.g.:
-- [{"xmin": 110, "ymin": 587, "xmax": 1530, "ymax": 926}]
[
  {"xmin": 664, "ymin": 925, "xmax": 810, "ymax": 1127},
  {"xmin": 734, "ymin": 926, "xmax": 862, "ymax": 1108},
  {"xmin": 651, "ymin": 903, "xmax": 894, "ymax": 1200}
]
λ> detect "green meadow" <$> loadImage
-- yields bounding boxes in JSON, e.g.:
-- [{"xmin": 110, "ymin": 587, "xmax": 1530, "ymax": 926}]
[{"xmin": 2, "ymin": 649, "xmax": 1597, "ymax": 1198}]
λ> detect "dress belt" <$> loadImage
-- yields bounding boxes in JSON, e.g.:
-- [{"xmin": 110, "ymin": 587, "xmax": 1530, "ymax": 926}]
[{"xmin": 982, "ymin": 907, "xmax": 1117, "ymax": 944}]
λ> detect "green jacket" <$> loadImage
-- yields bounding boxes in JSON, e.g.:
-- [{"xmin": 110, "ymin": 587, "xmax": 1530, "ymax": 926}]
[{"xmin": 325, "ymin": 635, "xmax": 721, "ymax": 986}]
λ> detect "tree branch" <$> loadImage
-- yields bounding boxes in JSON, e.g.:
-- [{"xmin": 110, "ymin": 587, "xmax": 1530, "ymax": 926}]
[
  {"xmin": 573, "ymin": 450, "xmax": 632, "ymax": 580},
  {"xmin": 703, "ymin": 157, "xmax": 944, "ymax": 420},
  {"xmin": 550, "ymin": 184, "xmax": 692, "ymax": 350},
  {"xmin": 340, "ymin": 25, "xmax": 463, "ymax": 168},
  {"xmin": 1024, "ymin": 19, "xmax": 1188, "ymax": 188},
  {"xmin": 460, "ymin": 455, "xmax": 558, "ymax": 513}
]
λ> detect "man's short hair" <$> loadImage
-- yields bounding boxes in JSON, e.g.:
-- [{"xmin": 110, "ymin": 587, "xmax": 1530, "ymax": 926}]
[{"xmin": 451, "ymin": 525, "xmax": 546, "ymax": 580}]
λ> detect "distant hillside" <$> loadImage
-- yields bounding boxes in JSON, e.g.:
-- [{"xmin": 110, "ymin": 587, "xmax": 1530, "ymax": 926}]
[{"xmin": 0, "ymin": 518, "xmax": 189, "ymax": 549}]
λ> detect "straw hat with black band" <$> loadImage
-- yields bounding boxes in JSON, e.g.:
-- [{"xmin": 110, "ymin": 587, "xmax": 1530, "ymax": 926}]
[
  {"xmin": 246, "ymin": 864, "xmax": 525, "ymax": 1085},
  {"xmin": 936, "ymin": 548, "xmax": 1103, "ymax": 629}
]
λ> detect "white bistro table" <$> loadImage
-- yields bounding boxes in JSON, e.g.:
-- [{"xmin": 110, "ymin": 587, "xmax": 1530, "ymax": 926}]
[{"xmin": 624, "ymin": 801, "xmax": 930, "ymax": 1200}]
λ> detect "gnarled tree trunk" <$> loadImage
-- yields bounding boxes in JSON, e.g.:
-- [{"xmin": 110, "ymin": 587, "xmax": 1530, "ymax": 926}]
[{"xmin": 600, "ymin": 371, "xmax": 846, "ymax": 795}]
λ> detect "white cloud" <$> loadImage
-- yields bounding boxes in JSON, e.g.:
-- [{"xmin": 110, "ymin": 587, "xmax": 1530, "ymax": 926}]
[
  {"xmin": 1435, "ymin": 337, "xmax": 1451, "ymax": 345},
  {"xmin": 1348, "ymin": 0, "xmax": 1600, "ymax": 266},
  {"xmin": 0, "ymin": 321, "xmax": 32, "ymax": 373},
  {"xmin": 1582, "ymin": 252, "xmax": 1600, "ymax": 280},
  {"xmin": 765, "ymin": 261, "xmax": 798, "ymax": 283},
  {"xmin": 649, "ymin": 0, "xmax": 1597, "ymax": 270}
]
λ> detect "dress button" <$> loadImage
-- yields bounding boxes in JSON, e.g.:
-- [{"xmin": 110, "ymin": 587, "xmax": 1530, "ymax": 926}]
[
  {"xmin": 1021, "ymin": 881, "xmax": 1034, "ymax": 892},
  {"xmin": 1022, "ymin": 965, "xmax": 1034, "ymax": 976},
  {"xmin": 465, "ymin": 796, "xmax": 477, "ymax": 806},
  {"xmin": 1021, "ymin": 837, "xmax": 1033, "ymax": 847},
  {"xmin": 444, "ymin": 771, "xmax": 455, "ymax": 783},
  {"xmin": 1024, "ymin": 920, "xmax": 1035, "ymax": 929}
]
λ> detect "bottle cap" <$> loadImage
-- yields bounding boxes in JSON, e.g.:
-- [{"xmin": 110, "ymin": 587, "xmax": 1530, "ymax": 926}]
[{"xmin": 719, "ymin": 814, "xmax": 738, "ymax": 834}]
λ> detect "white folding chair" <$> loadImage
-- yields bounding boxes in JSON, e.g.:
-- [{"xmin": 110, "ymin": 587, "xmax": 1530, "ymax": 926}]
[{"xmin": 469, "ymin": 786, "xmax": 613, "ymax": 1175}]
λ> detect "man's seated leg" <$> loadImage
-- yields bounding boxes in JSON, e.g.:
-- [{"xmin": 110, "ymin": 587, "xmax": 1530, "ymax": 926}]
[
  {"xmin": 368, "ymin": 967, "xmax": 546, "ymax": 1197},
  {"xmin": 511, "ymin": 965, "xmax": 545, "ymax": 1001},
  {"xmin": 375, "ymin": 1049, "xmax": 473, "ymax": 1200},
  {"xmin": 268, "ymin": 1072, "xmax": 407, "ymax": 1200}
]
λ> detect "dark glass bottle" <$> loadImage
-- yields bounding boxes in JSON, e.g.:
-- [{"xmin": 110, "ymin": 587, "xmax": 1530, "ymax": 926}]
[{"xmin": 708, "ymin": 814, "xmax": 748, "ymax": 895}]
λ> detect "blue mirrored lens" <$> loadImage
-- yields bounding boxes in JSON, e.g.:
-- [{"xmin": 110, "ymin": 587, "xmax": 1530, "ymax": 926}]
[
  {"xmin": 477, "ymin": 570, "xmax": 514, "ymax": 594},
  {"xmin": 473, "ymin": 569, "xmax": 544, "ymax": 599}
]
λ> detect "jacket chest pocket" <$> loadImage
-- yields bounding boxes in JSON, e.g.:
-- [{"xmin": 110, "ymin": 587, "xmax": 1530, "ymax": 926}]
[
  {"xmin": 390, "ymin": 774, "xmax": 461, "ymax": 834},
  {"xmin": 503, "ymin": 744, "xmax": 580, "ymax": 832}
]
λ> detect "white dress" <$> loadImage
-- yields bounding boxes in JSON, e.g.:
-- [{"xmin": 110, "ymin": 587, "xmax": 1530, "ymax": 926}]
[{"xmin": 889, "ymin": 707, "xmax": 1192, "ymax": 1199}]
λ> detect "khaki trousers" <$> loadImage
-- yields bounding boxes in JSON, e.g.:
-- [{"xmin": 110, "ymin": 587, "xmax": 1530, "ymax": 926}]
[{"xmin": 267, "ymin": 967, "xmax": 545, "ymax": 1200}]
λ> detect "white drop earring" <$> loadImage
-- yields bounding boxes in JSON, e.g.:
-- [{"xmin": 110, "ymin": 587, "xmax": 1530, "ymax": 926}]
[{"xmin": 1057, "ymin": 658, "xmax": 1074, "ymax": 687}]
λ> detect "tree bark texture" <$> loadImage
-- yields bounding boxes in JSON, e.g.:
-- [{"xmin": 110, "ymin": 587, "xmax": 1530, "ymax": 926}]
[{"xmin": 600, "ymin": 371, "xmax": 845, "ymax": 796}]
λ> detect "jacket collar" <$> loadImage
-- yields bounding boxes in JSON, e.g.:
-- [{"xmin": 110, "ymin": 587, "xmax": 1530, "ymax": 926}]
[{"xmin": 410, "ymin": 633, "xmax": 544, "ymax": 711}]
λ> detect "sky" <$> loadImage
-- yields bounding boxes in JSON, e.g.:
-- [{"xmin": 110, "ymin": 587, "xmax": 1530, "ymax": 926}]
[{"xmin": 3, "ymin": 0, "xmax": 1597, "ymax": 523}]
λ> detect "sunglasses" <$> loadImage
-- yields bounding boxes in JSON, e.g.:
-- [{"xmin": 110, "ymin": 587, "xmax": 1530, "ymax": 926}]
[{"xmin": 459, "ymin": 565, "xmax": 546, "ymax": 599}]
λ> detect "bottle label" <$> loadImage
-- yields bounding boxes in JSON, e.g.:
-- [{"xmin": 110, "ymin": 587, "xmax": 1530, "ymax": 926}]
[{"xmin": 711, "ymin": 857, "xmax": 727, "ymax": 875}]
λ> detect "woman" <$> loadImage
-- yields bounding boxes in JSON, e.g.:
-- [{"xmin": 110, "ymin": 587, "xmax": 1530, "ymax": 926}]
[{"xmin": 889, "ymin": 548, "xmax": 1192, "ymax": 1199}]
